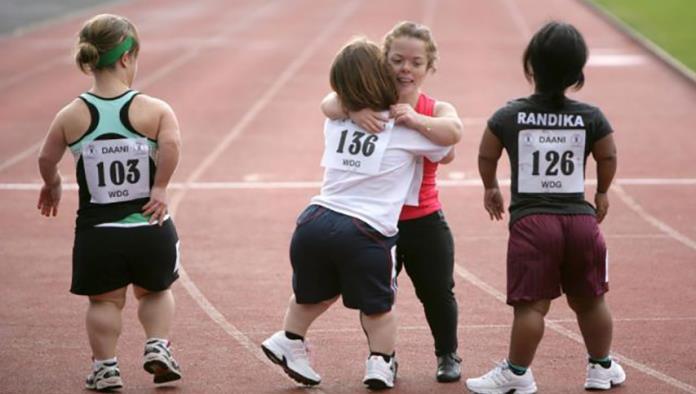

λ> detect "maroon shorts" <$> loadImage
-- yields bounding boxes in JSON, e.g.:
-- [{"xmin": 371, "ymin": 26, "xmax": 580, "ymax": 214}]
[{"xmin": 506, "ymin": 214, "xmax": 609, "ymax": 305}]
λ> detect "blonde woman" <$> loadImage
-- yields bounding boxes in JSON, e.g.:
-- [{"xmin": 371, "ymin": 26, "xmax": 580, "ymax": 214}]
[{"xmin": 37, "ymin": 14, "xmax": 182, "ymax": 391}]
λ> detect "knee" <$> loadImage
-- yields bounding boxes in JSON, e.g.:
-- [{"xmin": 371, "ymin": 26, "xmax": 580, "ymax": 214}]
[
  {"xmin": 514, "ymin": 300, "xmax": 551, "ymax": 317},
  {"xmin": 89, "ymin": 296, "xmax": 126, "ymax": 310},
  {"xmin": 567, "ymin": 295, "xmax": 605, "ymax": 315}
]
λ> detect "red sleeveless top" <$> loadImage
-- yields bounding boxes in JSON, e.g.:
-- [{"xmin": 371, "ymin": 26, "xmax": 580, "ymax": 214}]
[{"xmin": 399, "ymin": 93, "xmax": 442, "ymax": 221}]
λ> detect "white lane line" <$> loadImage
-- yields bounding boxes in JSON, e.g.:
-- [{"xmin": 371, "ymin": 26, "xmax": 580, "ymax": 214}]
[
  {"xmin": 4, "ymin": 178, "xmax": 696, "ymax": 191},
  {"xmin": 177, "ymin": 268, "xmax": 280, "ymax": 371},
  {"xmin": 502, "ymin": 0, "xmax": 532, "ymax": 39},
  {"xmin": 613, "ymin": 185, "xmax": 696, "ymax": 252},
  {"xmin": 166, "ymin": 1, "xmax": 361, "ymax": 388},
  {"xmin": 0, "ymin": 141, "xmax": 43, "ymax": 173},
  {"xmin": 422, "ymin": 0, "xmax": 438, "ymax": 26},
  {"xmin": 454, "ymin": 263, "xmax": 696, "ymax": 393},
  {"xmin": 587, "ymin": 53, "xmax": 647, "ymax": 67}
]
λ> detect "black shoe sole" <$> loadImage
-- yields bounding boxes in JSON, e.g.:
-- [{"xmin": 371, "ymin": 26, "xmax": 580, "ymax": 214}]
[
  {"xmin": 364, "ymin": 360, "xmax": 398, "ymax": 390},
  {"xmin": 143, "ymin": 360, "xmax": 182, "ymax": 384},
  {"xmin": 436, "ymin": 374, "xmax": 461, "ymax": 383},
  {"xmin": 261, "ymin": 344, "xmax": 320, "ymax": 386}
]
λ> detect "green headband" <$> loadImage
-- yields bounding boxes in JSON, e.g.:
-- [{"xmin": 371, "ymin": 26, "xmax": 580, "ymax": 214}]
[{"xmin": 96, "ymin": 36, "xmax": 134, "ymax": 68}]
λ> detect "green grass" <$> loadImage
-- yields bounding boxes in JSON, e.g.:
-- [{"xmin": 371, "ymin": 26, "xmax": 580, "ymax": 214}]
[{"xmin": 592, "ymin": 0, "xmax": 696, "ymax": 72}]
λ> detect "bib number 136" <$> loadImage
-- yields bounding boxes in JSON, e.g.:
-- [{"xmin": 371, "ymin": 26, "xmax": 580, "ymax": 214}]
[
  {"xmin": 518, "ymin": 129, "xmax": 585, "ymax": 193},
  {"xmin": 82, "ymin": 138, "xmax": 151, "ymax": 204}
]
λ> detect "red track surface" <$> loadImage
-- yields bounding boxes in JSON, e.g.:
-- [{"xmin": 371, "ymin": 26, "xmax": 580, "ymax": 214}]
[{"xmin": 1, "ymin": 0, "xmax": 695, "ymax": 393}]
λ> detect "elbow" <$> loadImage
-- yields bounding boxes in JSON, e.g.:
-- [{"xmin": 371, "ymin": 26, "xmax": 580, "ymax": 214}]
[{"xmin": 448, "ymin": 120, "xmax": 463, "ymax": 145}]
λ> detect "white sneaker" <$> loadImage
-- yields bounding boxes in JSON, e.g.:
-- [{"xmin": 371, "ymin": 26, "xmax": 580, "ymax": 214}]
[
  {"xmin": 466, "ymin": 360, "xmax": 537, "ymax": 394},
  {"xmin": 363, "ymin": 354, "xmax": 398, "ymax": 389},
  {"xmin": 85, "ymin": 361, "xmax": 123, "ymax": 391},
  {"xmin": 585, "ymin": 360, "xmax": 626, "ymax": 390},
  {"xmin": 261, "ymin": 331, "xmax": 321, "ymax": 386},
  {"xmin": 143, "ymin": 339, "xmax": 182, "ymax": 384}
]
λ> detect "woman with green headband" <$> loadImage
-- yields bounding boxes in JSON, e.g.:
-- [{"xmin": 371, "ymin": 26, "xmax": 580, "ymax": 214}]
[{"xmin": 37, "ymin": 14, "xmax": 183, "ymax": 391}]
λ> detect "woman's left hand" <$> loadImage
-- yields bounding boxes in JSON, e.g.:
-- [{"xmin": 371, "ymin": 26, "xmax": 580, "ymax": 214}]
[
  {"xmin": 391, "ymin": 104, "xmax": 425, "ymax": 130},
  {"xmin": 142, "ymin": 186, "xmax": 169, "ymax": 225}
]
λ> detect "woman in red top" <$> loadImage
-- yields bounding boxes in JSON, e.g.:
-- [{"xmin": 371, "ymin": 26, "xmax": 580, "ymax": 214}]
[{"xmin": 321, "ymin": 21, "xmax": 463, "ymax": 382}]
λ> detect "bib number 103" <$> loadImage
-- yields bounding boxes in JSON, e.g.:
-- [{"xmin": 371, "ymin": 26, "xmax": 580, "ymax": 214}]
[
  {"xmin": 96, "ymin": 159, "xmax": 141, "ymax": 186},
  {"xmin": 82, "ymin": 138, "xmax": 151, "ymax": 204}
]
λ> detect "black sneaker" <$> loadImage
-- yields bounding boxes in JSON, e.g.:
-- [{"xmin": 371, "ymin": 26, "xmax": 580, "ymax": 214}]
[{"xmin": 436, "ymin": 353, "xmax": 461, "ymax": 382}]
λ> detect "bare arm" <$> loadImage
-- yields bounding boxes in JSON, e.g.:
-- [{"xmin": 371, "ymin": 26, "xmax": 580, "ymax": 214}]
[
  {"xmin": 37, "ymin": 110, "xmax": 68, "ymax": 217},
  {"xmin": 592, "ymin": 133, "xmax": 617, "ymax": 223},
  {"xmin": 320, "ymin": 92, "xmax": 347, "ymax": 120},
  {"xmin": 142, "ymin": 101, "xmax": 181, "ymax": 224},
  {"xmin": 478, "ymin": 127, "xmax": 504, "ymax": 220},
  {"xmin": 392, "ymin": 100, "xmax": 463, "ymax": 146}
]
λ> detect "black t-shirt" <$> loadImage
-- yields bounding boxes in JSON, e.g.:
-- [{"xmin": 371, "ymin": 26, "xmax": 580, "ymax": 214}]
[{"xmin": 487, "ymin": 94, "xmax": 613, "ymax": 225}]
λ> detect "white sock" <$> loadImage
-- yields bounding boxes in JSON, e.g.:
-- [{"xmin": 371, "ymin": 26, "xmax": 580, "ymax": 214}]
[
  {"xmin": 93, "ymin": 357, "xmax": 117, "ymax": 370},
  {"xmin": 146, "ymin": 337, "xmax": 169, "ymax": 346}
]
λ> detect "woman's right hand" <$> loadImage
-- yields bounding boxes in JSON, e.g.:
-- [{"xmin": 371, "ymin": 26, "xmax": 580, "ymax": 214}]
[
  {"xmin": 349, "ymin": 108, "xmax": 388, "ymax": 133},
  {"xmin": 37, "ymin": 178, "xmax": 62, "ymax": 217}
]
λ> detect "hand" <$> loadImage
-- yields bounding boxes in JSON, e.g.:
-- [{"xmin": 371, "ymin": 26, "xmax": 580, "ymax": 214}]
[
  {"xmin": 391, "ymin": 103, "xmax": 424, "ymax": 131},
  {"xmin": 142, "ymin": 186, "xmax": 169, "ymax": 226},
  {"xmin": 484, "ymin": 187, "xmax": 505, "ymax": 221},
  {"xmin": 37, "ymin": 178, "xmax": 62, "ymax": 217},
  {"xmin": 349, "ymin": 108, "xmax": 388, "ymax": 133},
  {"xmin": 595, "ymin": 192, "xmax": 609, "ymax": 223}
]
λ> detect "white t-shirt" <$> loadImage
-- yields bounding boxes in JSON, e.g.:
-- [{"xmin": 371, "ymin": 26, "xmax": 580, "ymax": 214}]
[{"xmin": 311, "ymin": 117, "xmax": 451, "ymax": 236}]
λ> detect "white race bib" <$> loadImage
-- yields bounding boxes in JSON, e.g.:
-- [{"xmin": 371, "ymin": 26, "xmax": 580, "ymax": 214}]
[
  {"xmin": 518, "ymin": 129, "xmax": 586, "ymax": 193},
  {"xmin": 321, "ymin": 119, "xmax": 393, "ymax": 175},
  {"xmin": 82, "ymin": 138, "xmax": 151, "ymax": 204}
]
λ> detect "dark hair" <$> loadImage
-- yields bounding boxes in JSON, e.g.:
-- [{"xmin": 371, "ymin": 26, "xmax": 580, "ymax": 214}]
[
  {"xmin": 523, "ymin": 21, "xmax": 587, "ymax": 107},
  {"xmin": 330, "ymin": 38, "xmax": 398, "ymax": 112}
]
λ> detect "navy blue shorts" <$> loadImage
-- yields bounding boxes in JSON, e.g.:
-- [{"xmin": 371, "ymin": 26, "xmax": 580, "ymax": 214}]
[
  {"xmin": 290, "ymin": 205, "xmax": 398, "ymax": 315},
  {"xmin": 71, "ymin": 219, "xmax": 180, "ymax": 296}
]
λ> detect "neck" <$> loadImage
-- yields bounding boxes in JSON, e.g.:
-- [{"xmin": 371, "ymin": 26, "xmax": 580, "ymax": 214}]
[
  {"xmin": 398, "ymin": 90, "xmax": 421, "ymax": 107},
  {"xmin": 91, "ymin": 71, "xmax": 130, "ymax": 97}
]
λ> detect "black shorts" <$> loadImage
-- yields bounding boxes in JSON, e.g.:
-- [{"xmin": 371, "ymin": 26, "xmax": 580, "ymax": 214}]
[
  {"xmin": 290, "ymin": 205, "xmax": 397, "ymax": 315},
  {"xmin": 71, "ymin": 219, "xmax": 180, "ymax": 296}
]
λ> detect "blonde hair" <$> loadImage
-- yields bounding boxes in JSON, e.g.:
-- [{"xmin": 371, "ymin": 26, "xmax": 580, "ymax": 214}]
[
  {"xmin": 383, "ymin": 21, "xmax": 438, "ymax": 71},
  {"xmin": 330, "ymin": 37, "xmax": 398, "ymax": 112},
  {"xmin": 75, "ymin": 14, "xmax": 139, "ymax": 73}
]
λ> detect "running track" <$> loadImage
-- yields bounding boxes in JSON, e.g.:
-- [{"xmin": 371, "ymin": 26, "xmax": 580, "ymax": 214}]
[{"xmin": 1, "ymin": 1, "xmax": 695, "ymax": 393}]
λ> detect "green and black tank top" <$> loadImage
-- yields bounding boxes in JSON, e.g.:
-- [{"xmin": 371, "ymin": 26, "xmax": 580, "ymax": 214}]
[{"xmin": 69, "ymin": 90, "xmax": 158, "ymax": 229}]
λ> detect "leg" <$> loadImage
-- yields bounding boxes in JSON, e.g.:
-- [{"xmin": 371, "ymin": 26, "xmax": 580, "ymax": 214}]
[
  {"xmin": 567, "ymin": 295, "xmax": 613, "ymax": 359},
  {"xmin": 86, "ymin": 287, "xmax": 127, "ymax": 360},
  {"xmin": 360, "ymin": 310, "xmax": 397, "ymax": 355},
  {"xmin": 508, "ymin": 299, "xmax": 551, "ymax": 367},
  {"xmin": 133, "ymin": 286, "xmax": 175, "ymax": 339},
  {"xmin": 283, "ymin": 294, "xmax": 338, "ymax": 337},
  {"xmin": 133, "ymin": 285, "xmax": 181, "ymax": 384},
  {"xmin": 361, "ymin": 310, "xmax": 398, "ymax": 389},
  {"xmin": 398, "ymin": 213, "xmax": 458, "ymax": 356},
  {"xmin": 261, "ymin": 294, "xmax": 332, "ymax": 386}
]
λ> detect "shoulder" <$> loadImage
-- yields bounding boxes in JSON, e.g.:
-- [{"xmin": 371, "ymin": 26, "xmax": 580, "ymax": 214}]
[
  {"xmin": 131, "ymin": 93, "xmax": 175, "ymax": 116},
  {"xmin": 56, "ymin": 98, "xmax": 91, "ymax": 137},
  {"xmin": 433, "ymin": 100, "xmax": 459, "ymax": 117}
]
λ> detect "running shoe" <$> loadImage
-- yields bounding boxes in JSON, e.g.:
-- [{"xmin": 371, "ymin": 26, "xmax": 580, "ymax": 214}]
[
  {"xmin": 465, "ymin": 359, "xmax": 537, "ymax": 394},
  {"xmin": 261, "ymin": 331, "xmax": 321, "ymax": 385},
  {"xmin": 585, "ymin": 359, "xmax": 626, "ymax": 390},
  {"xmin": 143, "ymin": 339, "xmax": 182, "ymax": 384},
  {"xmin": 363, "ymin": 354, "xmax": 398, "ymax": 390}
]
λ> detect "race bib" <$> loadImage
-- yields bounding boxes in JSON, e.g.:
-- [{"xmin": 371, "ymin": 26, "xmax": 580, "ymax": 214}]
[
  {"xmin": 82, "ymin": 138, "xmax": 151, "ymax": 204},
  {"xmin": 518, "ymin": 129, "xmax": 586, "ymax": 193},
  {"xmin": 321, "ymin": 118, "xmax": 393, "ymax": 175}
]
